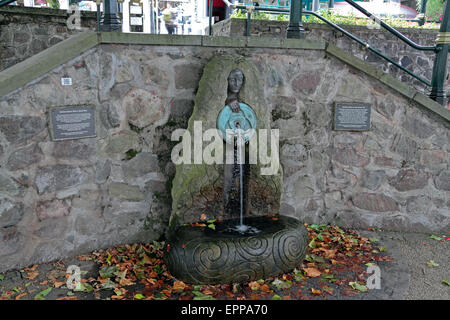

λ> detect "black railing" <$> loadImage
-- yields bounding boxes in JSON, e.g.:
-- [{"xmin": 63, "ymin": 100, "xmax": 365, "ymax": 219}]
[
  {"xmin": 230, "ymin": 0, "xmax": 449, "ymax": 105},
  {"xmin": 1, "ymin": 0, "xmax": 448, "ymax": 105}
]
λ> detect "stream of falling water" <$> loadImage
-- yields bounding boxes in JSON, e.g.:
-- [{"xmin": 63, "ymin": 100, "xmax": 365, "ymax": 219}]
[
  {"xmin": 230, "ymin": 128, "xmax": 260, "ymax": 235},
  {"xmin": 238, "ymin": 129, "xmax": 244, "ymax": 227}
]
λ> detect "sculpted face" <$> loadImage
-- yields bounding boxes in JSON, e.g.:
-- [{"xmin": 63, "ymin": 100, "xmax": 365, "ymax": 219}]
[{"xmin": 228, "ymin": 69, "xmax": 244, "ymax": 94}]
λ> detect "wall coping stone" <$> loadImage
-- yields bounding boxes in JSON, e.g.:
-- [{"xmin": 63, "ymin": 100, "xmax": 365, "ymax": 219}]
[
  {"xmin": 214, "ymin": 18, "xmax": 441, "ymax": 35},
  {"xmin": 0, "ymin": 31, "xmax": 448, "ymax": 123},
  {"xmin": 0, "ymin": 5, "xmax": 96, "ymax": 18}
]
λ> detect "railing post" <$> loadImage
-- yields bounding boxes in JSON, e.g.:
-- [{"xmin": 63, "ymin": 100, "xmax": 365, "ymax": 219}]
[
  {"xmin": 246, "ymin": 9, "xmax": 251, "ymax": 36},
  {"xmin": 96, "ymin": 0, "xmax": 101, "ymax": 32},
  {"xmin": 312, "ymin": 0, "xmax": 319, "ymax": 12},
  {"xmin": 287, "ymin": 0, "xmax": 304, "ymax": 38},
  {"xmin": 100, "ymin": 0, "xmax": 121, "ymax": 32},
  {"xmin": 209, "ymin": 0, "xmax": 213, "ymax": 35},
  {"xmin": 430, "ymin": 0, "xmax": 450, "ymax": 106},
  {"xmin": 328, "ymin": 0, "xmax": 334, "ymax": 9},
  {"xmin": 418, "ymin": 0, "xmax": 427, "ymax": 26}
]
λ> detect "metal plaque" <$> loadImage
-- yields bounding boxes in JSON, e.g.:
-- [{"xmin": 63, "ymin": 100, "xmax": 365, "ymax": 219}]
[
  {"xmin": 334, "ymin": 103, "xmax": 371, "ymax": 131},
  {"xmin": 50, "ymin": 105, "xmax": 96, "ymax": 141}
]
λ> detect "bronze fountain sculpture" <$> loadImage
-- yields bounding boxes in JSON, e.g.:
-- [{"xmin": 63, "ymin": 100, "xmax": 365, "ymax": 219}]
[{"xmin": 164, "ymin": 56, "xmax": 308, "ymax": 284}]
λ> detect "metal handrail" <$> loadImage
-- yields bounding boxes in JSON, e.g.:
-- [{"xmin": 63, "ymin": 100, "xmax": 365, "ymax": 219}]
[
  {"xmin": 305, "ymin": 9, "xmax": 432, "ymax": 86},
  {"xmin": 0, "ymin": 0, "xmax": 19, "ymax": 7},
  {"xmin": 230, "ymin": 4, "xmax": 433, "ymax": 86},
  {"xmin": 342, "ymin": 0, "xmax": 436, "ymax": 51}
]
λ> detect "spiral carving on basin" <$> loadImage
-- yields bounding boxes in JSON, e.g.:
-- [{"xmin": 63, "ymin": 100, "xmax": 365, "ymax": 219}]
[{"xmin": 164, "ymin": 216, "xmax": 308, "ymax": 284}]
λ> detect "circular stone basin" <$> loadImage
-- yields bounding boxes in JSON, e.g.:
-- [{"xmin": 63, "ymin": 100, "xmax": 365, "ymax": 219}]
[{"xmin": 164, "ymin": 216, "xmax": 308, "ymax": 284}]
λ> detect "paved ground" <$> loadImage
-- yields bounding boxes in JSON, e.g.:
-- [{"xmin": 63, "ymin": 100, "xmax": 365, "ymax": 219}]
[
  {"xmin": 367, "ymin": 231, "xmax": 449, "ymax": 300},
  {"xmin": 0, "ymin": 229, "xmax": 448, "ymax": 300}
]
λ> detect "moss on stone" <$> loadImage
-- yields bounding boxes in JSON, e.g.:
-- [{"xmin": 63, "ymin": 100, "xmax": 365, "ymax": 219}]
[{"xmin": 169, "ymin": 54, "xmax": 283, "ymax": 228}]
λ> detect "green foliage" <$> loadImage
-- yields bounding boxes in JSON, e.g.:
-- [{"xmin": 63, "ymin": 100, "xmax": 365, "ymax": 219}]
[
  {"xmin": 417, "ymin": 0, "xmax": 445, "ymax": 22},
  {"xmin": 46, "ymin": 0, "xmax": 60, "ymax": 9},
  {"xmin": 231, "ymin": 8, "xmax": 440, "ymax": 29}
]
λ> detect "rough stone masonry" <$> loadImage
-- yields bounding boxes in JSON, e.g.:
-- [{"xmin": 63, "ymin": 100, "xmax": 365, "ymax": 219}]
[{"xmin": 0, "ymin": 36, "xmax": 448, "ymax": 272}]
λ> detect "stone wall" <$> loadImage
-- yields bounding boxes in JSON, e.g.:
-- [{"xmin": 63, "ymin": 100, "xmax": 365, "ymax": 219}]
[
  {"xmin": 0, "ymin": 6, "xmax": 96, "ymax": 71},
  {"xmin": 0, "ymin": 34, "xmax": 448, "ymax": 272},
  {"xmin": 212, "ymin": 18, "xmax": 450, "ymax": 96}
]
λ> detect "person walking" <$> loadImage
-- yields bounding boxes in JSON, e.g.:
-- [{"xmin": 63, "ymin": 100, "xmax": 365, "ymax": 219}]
[{"xmin": 162, "ymin": 3, "xmax": 176, "ymax": 35}]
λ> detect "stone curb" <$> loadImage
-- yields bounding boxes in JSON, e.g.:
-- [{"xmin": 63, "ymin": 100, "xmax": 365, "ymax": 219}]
[{"xmin": 0, "ymin": 31, "xmax": 448, "ymax": 124}]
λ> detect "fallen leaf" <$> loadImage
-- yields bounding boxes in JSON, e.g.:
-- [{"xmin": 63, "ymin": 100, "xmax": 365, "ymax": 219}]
[
  {"xmin": 34, "ymin": 287, "xmax": 52, "ymax": 300},
  {"xmin": 15, "ymin": 293, "xmax": 27, "ymax": 300},
  {"xmin": 141, "ymin": 254, "xmax": 153, "ymax": 265},
  {"xmin": 271, "ymin": 279, "xmax": 292, "ymax": 290},
  {"xmin": 56, "ymin": 296, "xmax": 78, "ymax": 300},
  {"xmin": 311, "ymin": 288, "xmax": 322, "ymax": 296},
  {"xmin": 173, "ymin": 280, "xmax": 186, "ymax": 291},
  {"xmin": 202, "ymin": 289, "xmax": 214, "ymax": 295},
  {"xmin": 349, "ymin": 282, "xmax": 368, "ymax": 292},
  {"xmin": 200, "ymin": 213, "xmax": 207, "ymax": 220},
  {"xmin": 25, "ymin": 271, "xmax": 39, "ymax": 280},
  {"xmin": 249, "ymin": 281, "xmax": 260, "ymax": 291},
  {"xmin": 427, "ymin": 260, "xmax": 439, "ymax": 267},
  {"xmin": 260, "ymin": 284, "xmax": 271, "ymax": 292},
  {"xmin": 302, "ymin": 267, "xmax": 321, "ymax": 278},
  {"xmin": 119, "ymin": 278, "xmax": 135, "ymax": 286},
  {"xmin": 429, "ymin": 235, "xmax": 442, "ymax": 241},
  {"xmin": 318, "ymin": 248, "xmax": 337, "ymax": 259}
]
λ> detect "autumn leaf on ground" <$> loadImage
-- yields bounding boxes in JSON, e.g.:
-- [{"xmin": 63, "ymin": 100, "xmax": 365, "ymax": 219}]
[
  {"xmin": 25, "ymin": 271, "xmax": 39, "ymax": 280},
  {"xmin": 57, "ymin": 296, "xmax": 78, "ymax": 300},
  {"xmin": 429, "ymin": 235, "xmax": 442, "ymax": 241},
  {"xmin": 302, "ymin": 267, "xmax": 321, "ymax": 278},
  {"xmin": 260, "ymin": 284, "xmax": 271, "ymax": 293},
  {"xmin": 15, "ymin": 292, "xmax": 27, "ymax": 300},
  {"xmin": 74, "ymin": 283, "xmax": 93, "ymax": 293},
  {"xmin": 249, "ymin": 281, "xmax": 260, "ymax": 291},
  {"xmin": 53, "ymin": 281, "xmax": 65, "ymax": 288},
  {"xmin": 34, "ymin": 287, "xmax": 52, "ymax": 300},
  {"xmin": 427, "ymin": 260, "xmax": 439, "ymax": 267},
  {"xmin": 349, "ymin": 282, "xmax": 368, "ymax": 292},
  {"xmin": 172, "ymin": 280, "xmax": 186, "ymax": 291},
  {"xmin": 200, "ymin": 213, "xmax": 207, "ymax": 220},
  {"xmin": 318, "ymin": 248, "xmax": 337, "ymax": 259},
  {"xmin": 311, "ymin": 288, "xmax": 322, "ymax": 296},
  {"xmin": 119, "ymin": 277, "xmax": 135, "ymax": 287},
  {"xmin": 271, "ymin": 279, "xmax": 292, "ymax": 290}
]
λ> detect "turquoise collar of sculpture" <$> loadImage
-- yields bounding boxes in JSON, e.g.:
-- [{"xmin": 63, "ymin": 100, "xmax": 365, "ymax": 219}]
[{"xmin": 217, "ymin": 102, "xmax": 257, "ymax": 143}]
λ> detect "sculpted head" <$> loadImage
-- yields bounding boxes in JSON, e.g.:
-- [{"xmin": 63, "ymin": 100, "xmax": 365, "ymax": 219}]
[{"xmin": 227, "ymin": 69, "xmax": 244, "ymax": 94}]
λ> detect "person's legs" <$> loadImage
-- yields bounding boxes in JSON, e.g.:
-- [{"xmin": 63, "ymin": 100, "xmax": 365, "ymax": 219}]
[{"xmin": 166, "ymin": 23, "xmax": 175, "ymax": 34}]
